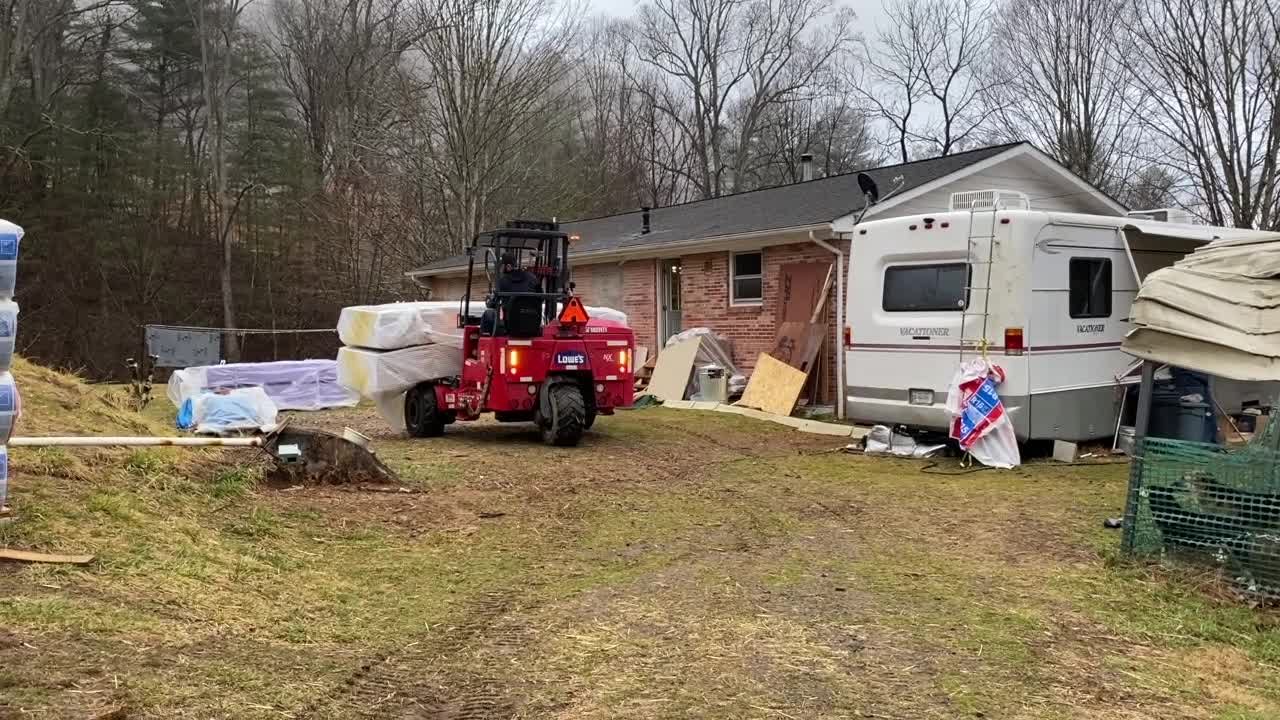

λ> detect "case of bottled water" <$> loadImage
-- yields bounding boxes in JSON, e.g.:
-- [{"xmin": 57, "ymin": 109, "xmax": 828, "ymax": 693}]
[
  {"xmin": 0, "ymin": 220, "xmax": 22, "ymax": 300},
  {"xmin": 0, "ymin": 372, "xmax": 17, "ymax": 443},
  {"xmin": 0, "ymin": 301, "xmax": 18, "ymax": 372}
]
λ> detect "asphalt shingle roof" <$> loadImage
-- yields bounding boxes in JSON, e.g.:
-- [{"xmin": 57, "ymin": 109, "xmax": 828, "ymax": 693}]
[{"xmin": 411, "ymin": 142, "xmax": 1024, "ymax": 275}]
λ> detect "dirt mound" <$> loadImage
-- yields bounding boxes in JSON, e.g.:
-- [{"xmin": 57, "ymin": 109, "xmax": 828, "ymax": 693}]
[
  {"xmin": 11, "ymin": 356, "xmax": 169, "ymax": 437},
  {"xmin": 6, "ymin": 356, "xmax": 215, "ymax": 483}
]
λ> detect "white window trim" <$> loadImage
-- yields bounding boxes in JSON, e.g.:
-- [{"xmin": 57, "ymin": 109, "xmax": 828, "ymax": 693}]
[{"xmin": 729, "ymin": 250, "xmax": 764, "ymax": 306}]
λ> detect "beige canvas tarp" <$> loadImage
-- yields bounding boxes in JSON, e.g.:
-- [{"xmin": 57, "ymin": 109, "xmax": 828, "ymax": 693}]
[{"xmin": 1122, "ymin": 232, "xmax": 1280, "ymax": 381}]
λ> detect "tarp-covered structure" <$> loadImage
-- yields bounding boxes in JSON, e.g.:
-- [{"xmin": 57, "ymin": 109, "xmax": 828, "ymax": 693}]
[{"xmin": 1122, "ymin": 233, "xmax": 1280, "ymax": 381}]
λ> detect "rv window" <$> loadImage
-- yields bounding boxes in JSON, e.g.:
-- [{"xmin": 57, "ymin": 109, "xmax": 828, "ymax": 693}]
[
  {"xmin": 882, "ymin": 263, "xmax": 970, "ymax": 312},
  {"xmin": 1069, "ymin": 257, "xmax": 1112, "ymax": 318},
  {"xmin": 730, "ymin": 251, "xmax": 763, "ymax": 305}
]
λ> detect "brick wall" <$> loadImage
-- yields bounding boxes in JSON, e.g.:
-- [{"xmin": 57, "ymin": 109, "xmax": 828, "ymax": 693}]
[
  {"xmin": 677, "ymin": 241, "xmax": 847, "ymax": 404},
  {"xmin": 620, "ymin": 260, "xmax": 658, "ymax": 353}
]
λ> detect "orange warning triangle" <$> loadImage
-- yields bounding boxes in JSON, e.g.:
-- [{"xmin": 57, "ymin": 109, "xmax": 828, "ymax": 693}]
[{"xmin": 559, "ymin": 296, "xmax": 590, "ymax": 324}]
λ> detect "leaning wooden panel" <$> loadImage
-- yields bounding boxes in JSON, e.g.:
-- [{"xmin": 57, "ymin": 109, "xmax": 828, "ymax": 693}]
[
  {"xmin": 643, "ymin": 336, "xmax": 702, "ymax": 401},
  {"xmin": 737, "ymin": 352, "xmax": 808, "ymax": 416}
]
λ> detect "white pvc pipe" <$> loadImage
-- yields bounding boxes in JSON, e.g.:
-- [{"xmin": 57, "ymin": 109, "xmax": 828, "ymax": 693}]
[{"xmin": 7, "ymin": 436, "xmax": 263, "ymax": 448}]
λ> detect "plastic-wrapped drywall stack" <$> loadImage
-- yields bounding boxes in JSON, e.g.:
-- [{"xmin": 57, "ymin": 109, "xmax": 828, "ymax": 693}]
[
  {"xmin": 0, "ymin": 220, "xmax": 22, "ymax": 512},
  {"xmin": 336, "ymin": 302, "xmax": 466, "ymax": 431},
  {"xmin": 336, "ymin": 301, "xmax": 632, "ymax": 432}
]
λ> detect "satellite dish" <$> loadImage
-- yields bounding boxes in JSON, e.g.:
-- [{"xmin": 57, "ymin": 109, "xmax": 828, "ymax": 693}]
[{"xmin": 857, "ymin": 172, "xmax": 879, "ymax": 205}]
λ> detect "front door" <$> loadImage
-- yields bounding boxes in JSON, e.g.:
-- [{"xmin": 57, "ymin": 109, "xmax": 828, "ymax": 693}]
[{"xmin": 659, "ymin": 258, "xmax": 682, "ymax": 346}]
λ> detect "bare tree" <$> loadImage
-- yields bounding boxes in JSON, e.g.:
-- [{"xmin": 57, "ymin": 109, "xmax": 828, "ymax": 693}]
[
  {"xmin": 1128, "ymin": 0, "xmax": 1280, "ymax": 229},
  {"xmin": 415, "ymin": 0, "xmax": 578, "ymax": 250},
  {"xmin": 988, "ymin": 0, "xmax": 1140, "ymax": 194},
  {"xmin": 859, "ymin": 0, "xmax": 995, "ymax": 161},
  {"xmin": 190, "ymin": 0, "xmax": 254, "ymax": 360},
  {"xmin": 744, "ymin": 93, "xmax": 878, "ymax": 186},
  {"xmin": 631, "ymin": 0, "xmax": 853, "ymax": 199}
]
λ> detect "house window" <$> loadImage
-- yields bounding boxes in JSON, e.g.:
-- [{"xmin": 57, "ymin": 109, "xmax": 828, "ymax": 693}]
[
  {"xmin": 730, "ymin": 251, "xmax": 763, "ymax": 305},
  {"xmin": 1069, "ymin": 257, "xmax": 1112, "ymax": 318},
  {"xmin": 883, "ymin": 263, "xmax": 970, "ymax": 312}
]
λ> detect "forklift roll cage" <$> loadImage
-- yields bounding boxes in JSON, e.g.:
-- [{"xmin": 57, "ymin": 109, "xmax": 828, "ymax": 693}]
[{"xmin": 459, "ymin": 220, "xmax": 573, "ymax": 332}]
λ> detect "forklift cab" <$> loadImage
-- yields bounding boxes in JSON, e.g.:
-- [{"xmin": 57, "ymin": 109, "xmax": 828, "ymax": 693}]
[{"xmin": 460, "ymin": 220, "xmax": 573, "ymax": 339}]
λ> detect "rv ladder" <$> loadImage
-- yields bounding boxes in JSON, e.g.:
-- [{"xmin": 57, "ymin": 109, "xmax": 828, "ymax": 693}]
[{"xmin": 958, "ymin": 204, "xmax": 1000, "ymax": 361}]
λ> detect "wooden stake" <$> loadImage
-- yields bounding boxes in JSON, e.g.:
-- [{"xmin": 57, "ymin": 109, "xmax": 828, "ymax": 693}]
[{"xmin": 0, "ymin": 548, "xmax": 95, "ymax": 565}]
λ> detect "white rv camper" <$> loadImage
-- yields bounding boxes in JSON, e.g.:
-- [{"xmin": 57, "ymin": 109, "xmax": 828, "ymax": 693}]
[{"xmin": 844, "ymin": 190, "xmax": 1272, "ymax": 441}]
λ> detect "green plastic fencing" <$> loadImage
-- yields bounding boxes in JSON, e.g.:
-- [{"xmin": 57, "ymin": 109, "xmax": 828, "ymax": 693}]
[{"xmin": 1123, "ymin": 415, "xmax": 1280, "ymax": 595}]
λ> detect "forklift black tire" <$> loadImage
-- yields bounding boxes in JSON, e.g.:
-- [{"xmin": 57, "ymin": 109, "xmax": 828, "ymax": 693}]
[
  {"xmin": 404, "ymin": 382, "xmax": 445, "ymax": 438},
  {"xmin": 584, "ymin": 407, "xmax": 597, "ymax": 430},
  {"xmin": 542, "ymin": 382, "xmax": 586, "ymax": 447}
]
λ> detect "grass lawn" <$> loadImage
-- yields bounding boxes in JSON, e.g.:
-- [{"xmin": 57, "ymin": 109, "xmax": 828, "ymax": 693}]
[{"xmin": 1, "ymin": 370, "xmax": 1278, "ymax": 719}]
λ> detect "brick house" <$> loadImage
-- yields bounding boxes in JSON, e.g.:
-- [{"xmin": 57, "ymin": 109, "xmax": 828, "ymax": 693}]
[{"xmin": 407, "ymin": 142, "xmax": 1125, "ymax": 408}]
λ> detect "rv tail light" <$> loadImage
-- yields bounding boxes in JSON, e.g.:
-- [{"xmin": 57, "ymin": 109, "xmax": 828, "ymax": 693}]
[
  {"xmin": 843, "ymin": 326, "xmax": 852, "ymax": 347},
  {"xmin": 1004, "ymin": 328, "xmax": 1025, "ymax": 356}
]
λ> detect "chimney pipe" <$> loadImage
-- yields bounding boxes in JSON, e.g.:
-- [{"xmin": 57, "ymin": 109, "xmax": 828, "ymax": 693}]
[
  {"xmin": 641, "ymin": 206, "xmax": 651, "ymax": 234},
  {"xmin": 800, "ymin": 152, "xmax": 814, "ymax": 182}
]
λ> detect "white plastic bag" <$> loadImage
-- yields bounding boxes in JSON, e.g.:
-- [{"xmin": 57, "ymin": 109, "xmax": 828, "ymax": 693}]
[{"xmin": 945, "ymin": 358, "xmax": 1021, "ymax": 469}]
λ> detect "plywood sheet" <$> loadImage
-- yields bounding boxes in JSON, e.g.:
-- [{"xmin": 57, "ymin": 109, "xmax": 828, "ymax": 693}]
[
  {"xmin": 777, "ymin": 263, "xmax": 834, "ymax": 324},
  {"xmin": 644, "ymin": 336, "xmax": 702, "ymax": 401},
  {"xmin": 771, "ymin": 321, "xmax": 827, "ymax": 373},
  {"xmin": 737, "ymin": 352, "xmax": 808, "ymax": 416}
]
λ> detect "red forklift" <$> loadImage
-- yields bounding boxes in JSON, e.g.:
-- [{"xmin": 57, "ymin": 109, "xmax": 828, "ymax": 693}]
[{"xmin": 403, "ymin": 220, "xmax": 635, "ymax": 446}]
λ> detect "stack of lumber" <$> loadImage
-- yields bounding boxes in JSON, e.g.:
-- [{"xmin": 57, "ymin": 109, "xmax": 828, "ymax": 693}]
[{"xmin": 632, "ymin": 348, "xmax": 654, "ymax": 393}]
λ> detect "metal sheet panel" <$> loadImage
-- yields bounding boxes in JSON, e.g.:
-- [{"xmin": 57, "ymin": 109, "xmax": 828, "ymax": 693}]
[{"xmin": 146, "ymin": 327, "xmax": 221, "ymax": 368}]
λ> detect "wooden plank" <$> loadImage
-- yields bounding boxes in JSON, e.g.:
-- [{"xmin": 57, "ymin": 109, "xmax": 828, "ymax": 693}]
[
  {"xmin": 643, "ymin": 336, "xmax": 701, "ymax": 401},
  {"xmin": 737, "ymin": 352, "xmax": 808, "ymax": 416},
  {"xmin": 808, "ymin": 264, "xmax": 835, "ymax": 324},
  {"xmin": 0, "ymin": 548, "xmax": 95, "ymax": 565}
]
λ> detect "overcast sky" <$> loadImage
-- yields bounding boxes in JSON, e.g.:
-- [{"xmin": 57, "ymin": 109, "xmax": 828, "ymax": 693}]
[{"xmin": 585, "ymin": 0, "xmax": 889, "ymax": 32}]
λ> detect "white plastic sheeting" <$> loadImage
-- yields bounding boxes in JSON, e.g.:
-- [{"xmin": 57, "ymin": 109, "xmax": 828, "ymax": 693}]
[
  {"xmin": 190, "ymin": 387, "xmax": 278, "ymax": 435},
  {"xmin": 337, "ymin": 301, "xmax": 462, "ymax": 350},
  {"xmin": 168, "ymin": 359, "xmax": 359, "ymax": 411},
  {"xmin": 664, "ymin": 327, "xmax": 746, "ymax": 395},
  {"xmin": 945, "ymin": 359, "xmax": 1021, "ymax": 469},
  {"xmin": 338, "ymin": 301, "xmax": 629, "ymax": 351},
  {"xmin": 1123, "ymin": 233, "xmax": 1280, "ymax": 381},
  {"xmin": 863, "ymin": 425, "xmax": 945, "ymax": 458},
  {"xmin": 336, "ymin": 344, "xmax": 462, "ymax": 397}
]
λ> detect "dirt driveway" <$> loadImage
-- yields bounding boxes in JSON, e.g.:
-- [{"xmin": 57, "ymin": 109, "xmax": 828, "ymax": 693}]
[{"xmin": 1, "ymin": 405, "xmax": 1278, "ymax": 719}]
